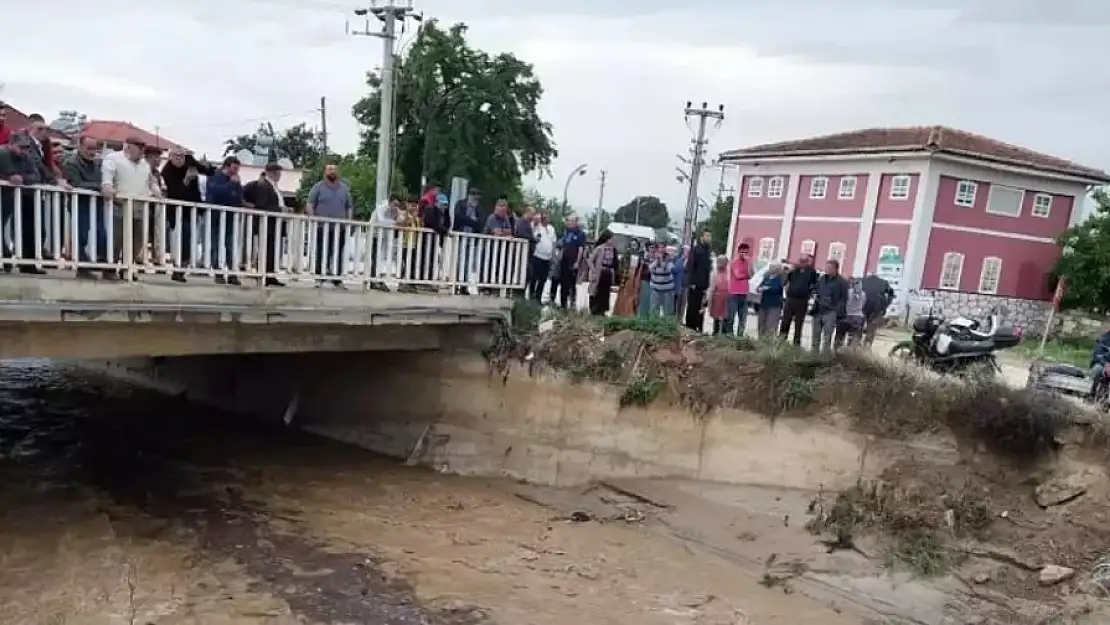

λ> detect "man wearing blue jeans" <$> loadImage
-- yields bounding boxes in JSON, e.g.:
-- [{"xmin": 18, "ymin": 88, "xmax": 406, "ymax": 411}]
[
  {"xmin": 62, "ymin": 136, "xmax": 109, "ymax": 279},
  {"xmin": 727, "ymin": 242, "xmax": 754, "ymax": 336}
]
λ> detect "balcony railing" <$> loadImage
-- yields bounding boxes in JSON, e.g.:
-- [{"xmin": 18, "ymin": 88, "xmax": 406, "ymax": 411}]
[{"xmin": 0, "ymin": 181, "xmax": 529, "ymax": 295}]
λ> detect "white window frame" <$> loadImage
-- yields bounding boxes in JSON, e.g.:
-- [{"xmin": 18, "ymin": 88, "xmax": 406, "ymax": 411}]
[
  {"xmin": 1031, "ymin": 193, "xmax": 1052, "ymax": 218},
  {"xmin": 757, "ymin": 237, "xmax": 776, "ymax": 262},
  {"xmin": 827, "ymin": 241, "xmax": 847, "ymax": 263},
  {"xmin": 938, "ymin": 252, "xmax": 964, "ymax": 290},
  {"xmin": 954, "ymin": 180, "xmax": 977, "ymax": 207},
  {"xmin": 889, "ymin": 174, "xmax": 911, "ymax": 200},
  {"xmin": 978, "ymin": 256, "xmax": 1002, "ymax": 295},
  {"xmin": 747, "ymin": 176, "xmax": 764, "ymax": 198},
  {"xmin": 800, "ymin": 239, "xmax": 817, "ymax": 256},
  {"xmin": 878, "ymin": 245, "xmax": 899, "ymax": 258},
  {"xmin": 809, "ymin": 176, "xmax": 828, "ymax": 199},
  {"xmin": 837, "ymin": 176, "xmax": 857, "ymax": 200},
  {"xmin": 985, "ymin": 184, "xmax": 1023, "ymax": 218},
  {"xmin": 766, "ymin": 176, "xmax": 785, "ymax": 198}
]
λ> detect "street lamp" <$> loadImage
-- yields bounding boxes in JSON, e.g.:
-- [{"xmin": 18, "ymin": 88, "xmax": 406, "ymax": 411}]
[{"xmin": 561, "ymin": 163, "xmax": 588, "ymax": 212}]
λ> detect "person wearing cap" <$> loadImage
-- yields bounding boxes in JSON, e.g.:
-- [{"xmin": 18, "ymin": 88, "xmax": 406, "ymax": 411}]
[
  {"xmin": 101, "ymin": 136, "xmax": 162, "ymax": 277},
  {"xmin": 242, "ymin": 161, "xmax": 287, "ymax": 287},
  {"xmin": 204, "ymin": 156, "xmax": 245, "ymax": 285}
]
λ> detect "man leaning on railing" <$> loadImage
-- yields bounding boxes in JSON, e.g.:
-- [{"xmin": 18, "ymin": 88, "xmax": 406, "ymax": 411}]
[
  {"xmin": 161, "ymin": 149, "xmax": 216, "ymax": 283},
  {"xmin": 0, "ymin": 133, "xmax": 56, "ymax": 274},
  {"xmin": 204, "ymin": 156, "xmax": 244, "ymax": 286},
  {"xmin": 242, "ymin": 162, "xmax": 286, "ymax": 288},
  {"xmin": 62, "ymin": 136, "xmax": 111, "ymax": 280},
  {"xmin": 101, "ymin": 136, "xmax": 162, "ymax": 280}
]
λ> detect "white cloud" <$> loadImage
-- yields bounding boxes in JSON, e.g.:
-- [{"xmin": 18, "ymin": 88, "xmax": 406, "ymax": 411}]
[{"xmin": 1, "ymin": 0, "xmax": 1107, "ymax": 222}]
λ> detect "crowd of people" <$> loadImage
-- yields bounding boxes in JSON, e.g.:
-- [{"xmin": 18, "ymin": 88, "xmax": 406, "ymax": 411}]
[{"xmin": 572, "ymin": 228, "xmax": 894, "ymax": 355}]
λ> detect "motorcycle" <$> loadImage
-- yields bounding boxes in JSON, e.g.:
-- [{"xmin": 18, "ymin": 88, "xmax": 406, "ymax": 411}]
[{"xmin": 889, "ymin": 308, "xmax": 1022, "ymax": 377}]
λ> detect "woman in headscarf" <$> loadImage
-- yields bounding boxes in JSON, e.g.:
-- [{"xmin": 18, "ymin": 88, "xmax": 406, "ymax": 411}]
[
  {"xmin": 587, "ymin": 230, "xmax": 619, "ymax": 316},
  {"xmin": 613, "ymin": 238, "xmax": 642, "ymax": 316}
]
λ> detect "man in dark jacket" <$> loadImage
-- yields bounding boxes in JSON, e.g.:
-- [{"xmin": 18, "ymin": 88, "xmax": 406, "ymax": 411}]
[
  {"xmin": 0, "ymin": 133, "xmax": 51, "ymax": 273},
  {"xmin": 204, "ymin": 156, "xmax": 244, "ymax": 285},
  {"xmin": 161, "ymin": 149, "xmax": 216, "ymax": 282},
  {"xmin": 811, "ymin": 259, "xmax": 849, "ymax": 355},
  {"xmin": 62, "ymin": 136, "xmax": 110, "ymax": 279},
  {"xmin": 242, "ymin": 162, "xmax": 287, "ymax": 287},
  {"xmin": 557, "ymin": 215, "xmax": 587, "ymax": 309},
  {"xmin": 780, "ymin": 254, "xmax": 819, "ymax": 345},
  {"xmin": 684, "ymin": 230, "xmax": 712, "ymax": 331},
  {"xmin": 452, "ymin": 187, "xmax": 482, "ymax": 291}
]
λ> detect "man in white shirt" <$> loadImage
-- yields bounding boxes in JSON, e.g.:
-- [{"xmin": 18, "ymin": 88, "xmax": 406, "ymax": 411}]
[
  {"xmin": 529, "ymin": 210, "xmax": 557, "ymax": 302},
  {"xmin": 101, "ymin": 136, "xmax": 162, "ymax": 276}
]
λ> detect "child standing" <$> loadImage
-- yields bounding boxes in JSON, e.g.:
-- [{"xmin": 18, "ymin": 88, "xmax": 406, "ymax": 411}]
[{"xmin": 707, "ymin": 255, "xmax": 730, "ymax": 334}]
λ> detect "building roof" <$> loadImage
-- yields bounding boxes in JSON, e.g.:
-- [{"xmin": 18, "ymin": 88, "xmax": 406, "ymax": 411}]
[
  {"xmin": 1, "ymin": 103, "xmax": 69, "ymax": 141},
  {"xmin": 719, "ymin": 125, "xmax": 1110, "ymax": 183},
  {"xmin": 79, "ymin": 120, "xmax": 189, "ymax": 153}
]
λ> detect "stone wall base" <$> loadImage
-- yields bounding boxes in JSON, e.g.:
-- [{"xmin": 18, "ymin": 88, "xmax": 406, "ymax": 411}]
[{"xmin": 901, "ymin": 290, "xmax": 1105, "ymax": 338}]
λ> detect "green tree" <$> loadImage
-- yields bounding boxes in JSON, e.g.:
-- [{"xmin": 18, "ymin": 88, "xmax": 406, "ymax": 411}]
[
  {"xmin": 696, "ymin": 196, "xmax": 733, "ymax": 254},
  {"xmin": 295, "ymin": 155, "xmax": 403, "ymax": 219},
  {"xmin": 613, "ymin": 196, "xmax": 669, "ymax": 229},
  {"xmin": 352, "ymin": 20, "xmax": 557, "ymax": 202},
  {"xmin": 1054, "ymin": 188, "xmax": 1110, "ymax": 312},
  {"xmin": 224, "ymin": 122, "xmax": 324, "ymax": 168}
]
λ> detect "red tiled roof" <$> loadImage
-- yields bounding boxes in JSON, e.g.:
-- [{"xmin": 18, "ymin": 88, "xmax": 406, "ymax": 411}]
[
  {"xmin": 1, "ymin": 103, "xmax": 68, "ymax": 141},
  {"xmin": 719, "ymin": 125, "xmax": 1110, "ymax": 183},
  {"xmin": 79, "ymin": 120, "xmax": 189, "ymax": 153}
]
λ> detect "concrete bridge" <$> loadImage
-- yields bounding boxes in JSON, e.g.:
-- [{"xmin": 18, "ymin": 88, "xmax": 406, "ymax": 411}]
[{"xmin": 1, "ymin": 182, "xmax": 527, "ymax": 435}]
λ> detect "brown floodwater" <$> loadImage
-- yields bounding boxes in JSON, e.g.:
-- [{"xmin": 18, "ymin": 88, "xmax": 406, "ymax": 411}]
[{"xmin": 0, "ymin": 360, "xmax": 861, "ymax": 625}]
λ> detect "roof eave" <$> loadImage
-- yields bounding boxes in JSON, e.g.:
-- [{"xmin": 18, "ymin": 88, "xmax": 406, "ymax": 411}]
[
  {"xmin": 932, "ymin": 149, "xmax": 1110, "ymax": 185},
  {"xmin": 719, "ymin": 144, "xmax": 929, "ymax": 162}
]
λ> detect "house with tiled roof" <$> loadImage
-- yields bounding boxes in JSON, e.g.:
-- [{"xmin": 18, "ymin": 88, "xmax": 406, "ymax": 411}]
[
  {"xmin": 718, "ymin": 126, "xmax": 1110, "ymax": 320},
  {"xmin": 79, "ymin": 120, "xmax": 189, "ymax": 154}
]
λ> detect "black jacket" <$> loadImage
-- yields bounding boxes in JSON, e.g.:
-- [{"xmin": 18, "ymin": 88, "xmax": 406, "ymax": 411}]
[
  {"xmin": 784, "ymin": 266, "xmax": 819, "ymax": 299},
  {"xmin": 422, "ymin": 201, "xmax": 451, "ymax": 236},
  {"xmin": 243, "ymin": 178, "xmax": 284, "ymax": 212},
  {"xmin": 452, "ymin": 199, "xmax": 482, "ymax": 233},
  {"xmin": 814, "ymin": 274, "xmax": 850, "ymax": 316},
  {"xmin": 161, "ymin": 156, "xmax": 215, "ymax": 203},
  {"xmin": 687, "ymin": 242, "xmax": 712, "ymax": 289}
]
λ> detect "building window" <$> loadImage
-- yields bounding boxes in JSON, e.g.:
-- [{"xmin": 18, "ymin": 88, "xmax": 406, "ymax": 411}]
[
  {"xmin": 1032, "ymin": 193, "xmax": 1053, "ymax": 218},
  {"xmin": 954, "ymin": 180, "xmax": 977, "ymax": 207},
  {"xmin": 748, "ymin": 177, "xmax": 764, "ymax": 198},
  {"xmin": 800, "ymin": 239, "xmax": 817, "ymax": 256},
  {"xmin": 939, "ymin": 252, "xmax": 964, "ymax": 290},
  {"xmin": 767, "ymin": 176, "xmax": 785, "ymax": 198},
  {"xmin": 809, "ymin": 176, "xmax": 828, "ymax": 199},
  {"xmin": 978, "ymin": 257, "xmax": 1002, "ymax": 294},
  {"xmin": 986, "ymin": 185, "xmax": 1023, "ymax": 217},
  {"xmin": 838, "ymin": 176, "xmax": 857, "ymax": 200},
  {"xmin": 827, "ymin": 241, "xmax": 846, "ymax": 264},
  {"xmin": 757, "ymin": 237, "xmax": 776, "ymax": 262},
  {"xmin": 878, "ymin": 245, "xmax": 900, "ymax": 258},
  {"xmin": 889, "ymin": 175, "xmax": 911, "ymax": 200}
]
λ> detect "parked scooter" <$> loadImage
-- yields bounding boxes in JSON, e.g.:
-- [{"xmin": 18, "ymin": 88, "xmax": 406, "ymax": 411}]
[{"xmin": 889, "ymin": 307, "xmax": 1022, "ymax": 377}]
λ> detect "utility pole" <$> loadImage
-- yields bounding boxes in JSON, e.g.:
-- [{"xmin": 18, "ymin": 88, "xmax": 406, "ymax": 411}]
[
  {"xmin": 681, "ymin": 102, "xmax": 725, "ymax": 247},
  {"xmin": 319, "ymin": 96, "xmax": 329, "ymax": 158},
  {"xmin": 595, "ymin": 170, "xmax": 608, "ymax": 237},
  {"xmin": 349, "ymin": 1, "xmax": 419, "ymax": 208},
  {"xmin": 634, "ymin": 196, "xmax": 642, "ymax": 225}
]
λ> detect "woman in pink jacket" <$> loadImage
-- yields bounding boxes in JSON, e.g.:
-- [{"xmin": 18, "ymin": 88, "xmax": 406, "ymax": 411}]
[{"xmin": 726, "ymin": 242, "xmax": 755, "ymax": 336}]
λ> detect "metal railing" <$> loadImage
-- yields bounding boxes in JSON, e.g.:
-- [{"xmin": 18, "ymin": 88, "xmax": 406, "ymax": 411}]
[{"xmin": 0, "ymin": 181, "xmax": 529, "ymax": 294}]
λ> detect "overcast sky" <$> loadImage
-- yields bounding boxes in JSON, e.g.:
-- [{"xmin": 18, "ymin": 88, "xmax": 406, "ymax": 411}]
[{"xmin": 3, "ymin": 0, "xmax": 1107, "ymax": 221}]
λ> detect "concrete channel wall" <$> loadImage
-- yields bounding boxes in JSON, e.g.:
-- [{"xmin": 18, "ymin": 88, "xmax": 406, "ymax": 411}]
[{"xmin": 81, "ymin": 350, "xmax": 961, "ymax": 490}]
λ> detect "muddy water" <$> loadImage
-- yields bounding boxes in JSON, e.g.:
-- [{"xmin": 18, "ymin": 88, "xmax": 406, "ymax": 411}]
[{"xmin": 0, "ymin": 360, "xmax": 860, "ymax": 624}]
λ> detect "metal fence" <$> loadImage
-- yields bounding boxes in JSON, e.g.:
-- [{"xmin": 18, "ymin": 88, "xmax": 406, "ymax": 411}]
[{"xmin": 0, "ymin": 181, "xmax": 529, "ymax": 294}]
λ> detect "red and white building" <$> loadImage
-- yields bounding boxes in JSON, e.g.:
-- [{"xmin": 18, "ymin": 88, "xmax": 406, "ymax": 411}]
[{"xmin": 719, "ymin": 126, "xmax": 1110, "ymax": 321}]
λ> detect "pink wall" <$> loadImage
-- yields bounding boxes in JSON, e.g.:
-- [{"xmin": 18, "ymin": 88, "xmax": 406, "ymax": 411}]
[
  {"xmin": 922, "ymin": 228, "xmax": 1059, "ymax": 300},
  {"xmin": 731, "ymin": 217, "xmax": 781, "ymax": 255},
  {"xmin": 788, "ymin": 221, "xmax": 860, "ymax": 273},
  {"xmin": 932, "ymin": 176, "xmax": 1074, "ymax": 238},
  {"xmin": 794, "ymin": 174, "xmax": 869, "ymax": 219},
  {"xmin": 874, "ymin": 173, "xmax": 919, "ymax": 220},
  {"xmin": 739, "ymin": 175, "xmax": 789, "ymax": 216},
  {"xmin": 865, "ymin": 223, "xmax": 911, "ymax": 273}
]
